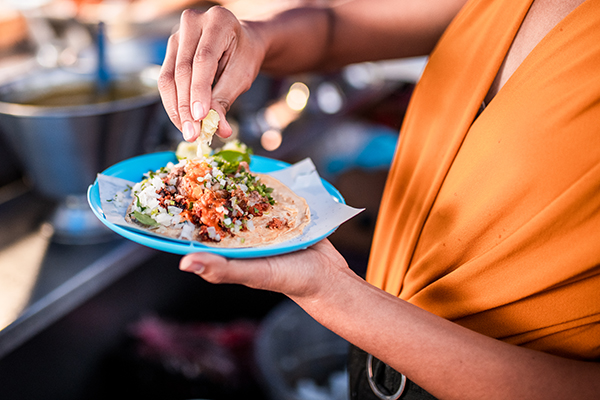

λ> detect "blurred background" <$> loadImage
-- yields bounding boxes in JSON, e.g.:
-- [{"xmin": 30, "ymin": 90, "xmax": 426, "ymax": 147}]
[{"xmin": 0, "ymin": 1, "xmax": 425, "ymax": 399}]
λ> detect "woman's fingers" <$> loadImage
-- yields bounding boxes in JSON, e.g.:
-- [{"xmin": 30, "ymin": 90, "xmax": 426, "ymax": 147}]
[
  {"xmin": 179, "ymin": 240, "xmax": 347, "ymax": 299},
  {"xmin": 189, "ymin": 7, "xmax": 237, "ymax": 119},
  {"xmin": 158, "ymin": 32, "xmax": 182, "ymax": 131},
  {"xmin": 179, "ymin": 251, "xmax": 283, "ymax": 294},
  {"xmin": 174, "ymin": 9, "xmax": 207, "ymax": 141},
  {"xmin": 158, "ymin": 6, "xmax": 253, "ymax": 142}
]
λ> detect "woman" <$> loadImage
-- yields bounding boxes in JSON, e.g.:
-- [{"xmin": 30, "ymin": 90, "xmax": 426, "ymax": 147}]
[{"xmin": 158, "ymin": 0, "xmax": 600, "ymax": 398}]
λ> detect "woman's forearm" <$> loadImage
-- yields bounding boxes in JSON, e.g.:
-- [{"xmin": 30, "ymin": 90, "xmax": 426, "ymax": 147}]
[
  {"xmin": 291, "ymin": 265, "xmax": 600, "ymax": 400},
  {"xmin": 253, "ymin": 0, "xmax": 468, "ymax": 75}
]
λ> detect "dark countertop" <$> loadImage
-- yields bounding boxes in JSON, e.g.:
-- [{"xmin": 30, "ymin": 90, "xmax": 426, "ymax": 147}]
[{"xmin": 0, "ymin": 181, "xmax": 156, "ymax": 358}]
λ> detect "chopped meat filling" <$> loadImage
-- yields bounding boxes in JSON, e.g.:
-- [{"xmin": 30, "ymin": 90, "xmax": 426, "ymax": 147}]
[{"xmin": 267, "ymin": 217, "xmax": 289, "ymax": 230}]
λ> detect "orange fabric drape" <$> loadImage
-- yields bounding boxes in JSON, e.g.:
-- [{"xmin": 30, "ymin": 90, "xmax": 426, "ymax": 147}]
[{"xmin": 366, "ymin": 0, "xmax": 600, "ymax": 360}]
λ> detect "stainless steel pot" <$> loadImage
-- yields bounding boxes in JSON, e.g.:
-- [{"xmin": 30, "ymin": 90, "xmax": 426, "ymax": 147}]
[
  {"xmin": 0, "ymin": 65, "xmax": 165, "ymax": 243},
  {"xmin": 0, "ymin": 65, "xmax": 162, "ymax": 199}
]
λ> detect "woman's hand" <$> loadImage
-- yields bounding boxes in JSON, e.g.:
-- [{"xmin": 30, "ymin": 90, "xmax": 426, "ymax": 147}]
[
  {"xmin": 157, "ymin": 0, "xmax": 468, "ymax": 143},
  {"xmin": 158, "ymin": 6, "xmax": 266, "ymax": 141},
  {"xmin": 179, "ymin": 239, "xmax": 349, "ymax": 301}
]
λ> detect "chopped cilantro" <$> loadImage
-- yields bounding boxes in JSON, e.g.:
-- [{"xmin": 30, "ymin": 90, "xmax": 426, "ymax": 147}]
[{"xmin": 135, "ymin": 194, "xmax": 143, "ymax": 209}]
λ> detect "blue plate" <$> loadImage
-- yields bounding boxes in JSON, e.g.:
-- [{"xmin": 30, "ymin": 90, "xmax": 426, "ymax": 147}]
[{"xmin": 88, "ymin": 151, "xmax": 346, "ymax": 258}]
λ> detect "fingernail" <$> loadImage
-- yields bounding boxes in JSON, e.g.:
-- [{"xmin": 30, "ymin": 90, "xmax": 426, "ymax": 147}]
[
  {"xmin": 192, "ymin": 101, "xmax": 204, "ymax": 121},
  {"xmin": 180, "ymin": 258, "xmax": 205, "ymax": 274},
  {"xmin": 182, "ymin": 121, "xmax": 195, "ymax": 141}
]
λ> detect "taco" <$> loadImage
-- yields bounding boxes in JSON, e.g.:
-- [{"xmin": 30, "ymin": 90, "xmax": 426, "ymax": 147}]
[{"xmin": 124, "ymin": 144, "xmax": 310, "ymax": 248}]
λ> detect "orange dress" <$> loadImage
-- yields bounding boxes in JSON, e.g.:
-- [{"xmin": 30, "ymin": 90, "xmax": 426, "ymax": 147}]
[{"xmin": 366, "ymin": 0, "xmax": 600, "ymax": 360}]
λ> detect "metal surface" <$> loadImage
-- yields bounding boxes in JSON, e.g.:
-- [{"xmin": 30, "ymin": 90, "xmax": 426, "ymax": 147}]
[
  {"xmin": 0, "ymin": 186, "xmax": 156, "ymax": 359},
  {"xmin": 0, "ymin": 239, "xmax": 154, "ymax": 359},
  {"xmin": 48, "ymin": 194, "xmax": 115, "ymax": 244}
]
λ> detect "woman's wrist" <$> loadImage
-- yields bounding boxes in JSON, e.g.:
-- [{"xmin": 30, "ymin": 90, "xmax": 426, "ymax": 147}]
[
  {"xmin": 247, "ymin": 7, "xmax": 334, "ymax": 75},
  {"xmin": 289, "ymin": 248, "xmax": 362, "ymax": 318},
  {"xmin": 239, "ymin": 19, "xmax": 269, "ymax": 72}
]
